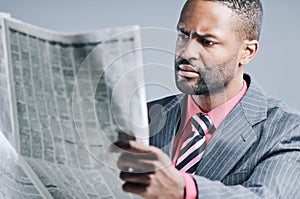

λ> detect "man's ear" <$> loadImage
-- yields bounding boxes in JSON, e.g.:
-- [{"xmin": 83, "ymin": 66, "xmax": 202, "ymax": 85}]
[{"xmin": 239, "ymin": 40, "xmax": 259, "ymax": 66}]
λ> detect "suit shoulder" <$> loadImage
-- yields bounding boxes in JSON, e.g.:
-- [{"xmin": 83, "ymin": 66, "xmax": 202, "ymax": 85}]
[
  {"xmin": 147, "ymin": 94, "xmax": 184, "ymax": 126},
  {"xmin": 266, "ymin": 97, "xmax": 300, "ymax": 128},
  {"xmin": 147, "ymin": 94, "xmax": 183, "ymax": 108}
]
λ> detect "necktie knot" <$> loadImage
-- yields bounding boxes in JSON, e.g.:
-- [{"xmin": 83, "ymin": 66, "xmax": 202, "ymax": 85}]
[{"xmin": 191, "ymin": 113, "xmax": 213, "ymax": 136}]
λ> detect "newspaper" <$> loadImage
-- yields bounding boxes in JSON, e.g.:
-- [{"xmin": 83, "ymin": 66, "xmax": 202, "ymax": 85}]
[{"xmin": 0, "ymin": 14, "xmax": 149, "ymax": 199}]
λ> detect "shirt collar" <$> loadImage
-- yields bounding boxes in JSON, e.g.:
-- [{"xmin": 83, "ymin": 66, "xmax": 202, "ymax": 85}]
[{"xmin": 184, "ymin": 80, "xmax": 248, "ymax": 129}]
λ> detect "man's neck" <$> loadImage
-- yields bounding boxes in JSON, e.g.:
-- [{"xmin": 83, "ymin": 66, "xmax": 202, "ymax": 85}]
[{"xmin": 192, "ymin": 76, "xmax": 244, "ymax": 112}]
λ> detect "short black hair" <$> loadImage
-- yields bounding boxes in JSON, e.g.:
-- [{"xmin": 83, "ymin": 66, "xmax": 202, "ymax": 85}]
[{"xmin": 188, "ymin": 0, "xmax": 264, "ymax": 41}]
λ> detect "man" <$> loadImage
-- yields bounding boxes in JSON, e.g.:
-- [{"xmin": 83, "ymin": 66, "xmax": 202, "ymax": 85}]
[{"xmin": 111, "ymin": 0, "xmax": 300, "ymax": 198}]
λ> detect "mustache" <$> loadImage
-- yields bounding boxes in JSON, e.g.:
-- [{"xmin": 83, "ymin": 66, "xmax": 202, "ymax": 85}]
[{"xmin": 176, "ymin": 58, "xmax": 190, "ymax": 66}]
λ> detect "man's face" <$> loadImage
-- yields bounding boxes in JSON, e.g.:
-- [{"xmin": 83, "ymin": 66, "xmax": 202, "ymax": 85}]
[{"xmin": 175, "ymin": 0, "xmax": 243, "ymax": 95}]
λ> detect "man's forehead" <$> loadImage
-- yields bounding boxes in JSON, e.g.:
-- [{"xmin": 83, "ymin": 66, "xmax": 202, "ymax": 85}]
[
  {"xmin": 178, "ymin": 0, "xmax": 235, "ymax": 32},
  {"xmin": 180, "ymin": 0, "xmax": 233, "ymax": 19}
]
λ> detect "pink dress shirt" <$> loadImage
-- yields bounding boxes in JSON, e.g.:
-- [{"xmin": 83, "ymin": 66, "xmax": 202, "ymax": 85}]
[{"xmin": 172, "ymin": 81, "xmax": 248, "ymax": 199}]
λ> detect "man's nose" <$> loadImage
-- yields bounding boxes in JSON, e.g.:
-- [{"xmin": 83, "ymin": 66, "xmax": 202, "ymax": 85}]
[{"xmin": 180, "ymin": 39, "xmax": 200, "ymax": 60}]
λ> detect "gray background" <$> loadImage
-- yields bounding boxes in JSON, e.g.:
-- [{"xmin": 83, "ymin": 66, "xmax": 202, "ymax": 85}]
[{"xmin": 1, "ymin": 0, "xmax": 299, "ymax": 111}]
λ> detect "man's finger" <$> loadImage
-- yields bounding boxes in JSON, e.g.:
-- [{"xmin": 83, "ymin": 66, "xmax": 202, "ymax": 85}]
[
  {"xmin": 117, "ymin": 156, "xmax": 156, "ymax": 173},
  {"xmin": 109, "ymin": 140, "xmax": 158, "ymax": 154},
  {"xmin": 119, "ymin": 151, "xmax": 158, "ymax": 161},
  {"xmin": 120, "ymin": 171, "xmax": 154, "ymax": 184},
  {"xmin": 122, "ymin": 182, "xmax": 148, "ymax": 196}
]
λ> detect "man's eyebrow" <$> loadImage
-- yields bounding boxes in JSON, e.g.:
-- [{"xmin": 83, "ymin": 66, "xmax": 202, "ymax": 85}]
[
  {"xmin": 177, "ymin": 26, "xmax": 189, "ymax": 34},
  {"xmin": 177, "ymin": 26, "xmax": 219, "ymax": 40},
  {"xmin": 194, "ymin": 32, "xmax": 219, "ymax": 40}
]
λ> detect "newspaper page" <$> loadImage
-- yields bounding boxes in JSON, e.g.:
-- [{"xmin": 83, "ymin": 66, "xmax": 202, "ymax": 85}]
[
  {"xmin": 0, "ymin": 15, "xmax": 148, "ymax": 199},
  {"xmin": 0, "ymin": 15, "xmax": 13, "ymax": 144},
  {"xmin": 0, "ymin": 131, "xmax": 45, "ymax": 199}
]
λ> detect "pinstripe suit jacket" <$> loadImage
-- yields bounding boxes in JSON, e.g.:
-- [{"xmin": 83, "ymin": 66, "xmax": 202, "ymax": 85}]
[{"xmin": 148, "ymin": 74, "xmax": 300, "ymax": 198}]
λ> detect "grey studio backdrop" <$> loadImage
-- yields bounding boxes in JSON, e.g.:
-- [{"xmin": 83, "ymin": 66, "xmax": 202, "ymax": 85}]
[{"xmin": 1, "ymin": 0, "xmax": 299, "ymax": 112}]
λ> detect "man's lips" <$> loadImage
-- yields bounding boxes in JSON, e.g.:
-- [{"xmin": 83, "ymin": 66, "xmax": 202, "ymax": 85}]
[{"xmin": 178, "ymin": 64, "xmax": 199, "ymax": 78}]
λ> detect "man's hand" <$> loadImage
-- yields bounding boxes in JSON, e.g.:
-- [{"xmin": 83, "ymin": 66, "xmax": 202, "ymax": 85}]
[{"xmin": 110, "ymin": 140, "xmax": 185, "ymax": 199}]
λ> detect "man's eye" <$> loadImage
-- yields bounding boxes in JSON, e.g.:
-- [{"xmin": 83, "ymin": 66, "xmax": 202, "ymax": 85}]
[
  {"xmin": 178, "ymin": 33, "xmax": 189, "ymax": 40},
  {"xmin": 199, "ymin": 38, "xmax": 215, "ymax": 46}
]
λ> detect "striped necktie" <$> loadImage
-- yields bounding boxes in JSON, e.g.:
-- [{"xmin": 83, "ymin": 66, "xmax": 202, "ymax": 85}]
[{"xmin": 176, "ymin": 113, "xmax": 213, "ymax": 173}]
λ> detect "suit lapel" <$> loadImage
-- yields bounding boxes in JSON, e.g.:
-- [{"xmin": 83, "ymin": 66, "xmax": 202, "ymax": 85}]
[
  {"xmin": 195, "ymin": 76, "xmax": 268, "ymax": 181},
  {"xmin": 195, "ymin": 103, "xmax": 257, "ymax": 180},
  {"xmin": 149, "ymin": 95, "xmax": 185, "ymax": 156}
]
